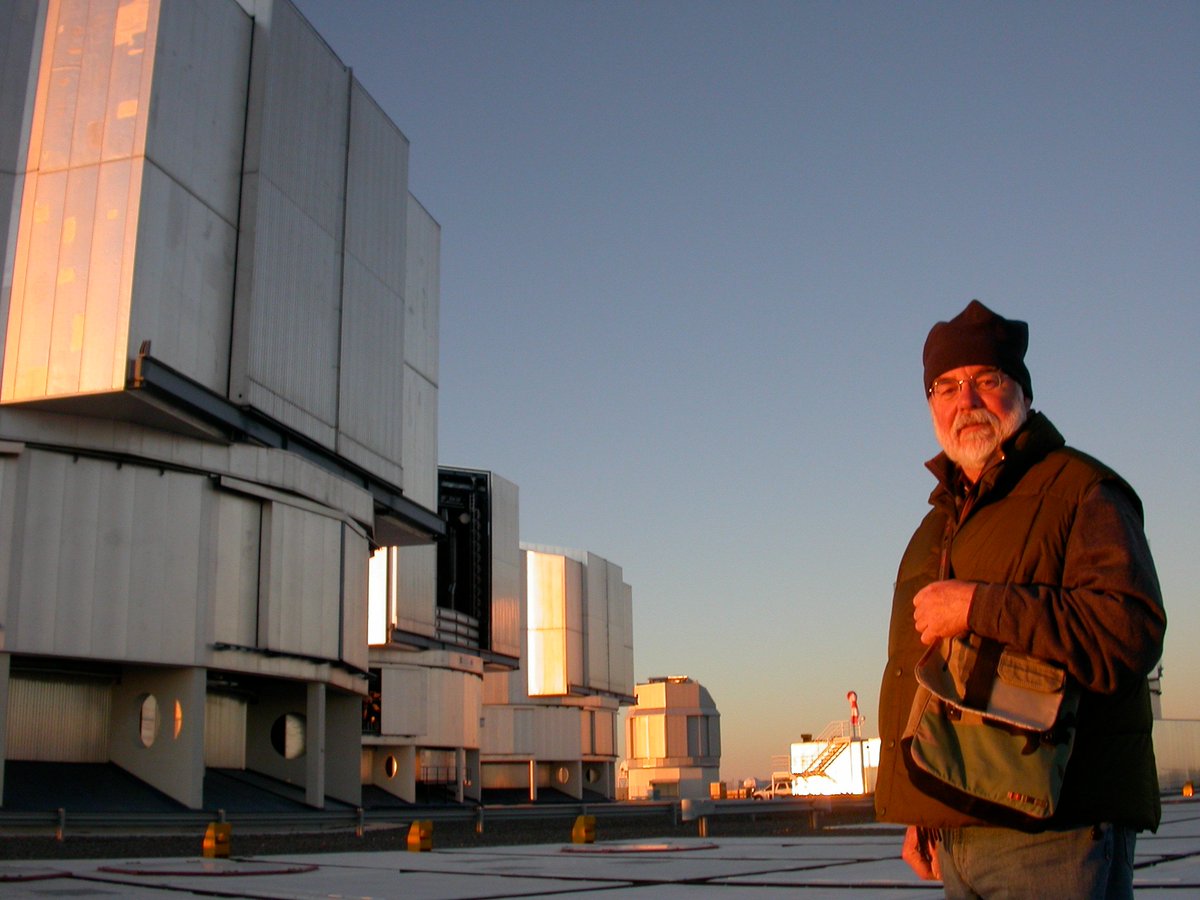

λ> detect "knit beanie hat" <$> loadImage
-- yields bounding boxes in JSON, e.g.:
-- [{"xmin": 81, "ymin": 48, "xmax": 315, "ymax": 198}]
[{"xmin": 922, "ymin": 300, "xmax": 1033, "ymax": 398}]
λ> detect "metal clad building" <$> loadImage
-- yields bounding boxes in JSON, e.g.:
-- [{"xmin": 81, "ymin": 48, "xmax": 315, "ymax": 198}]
[
  {"xmin": 1, "ymin": 0, "xmax": 635, "ymax": 815},
  {"xmin": 0, "ymin": 0, "xmax": 443, "ymax": 810}
]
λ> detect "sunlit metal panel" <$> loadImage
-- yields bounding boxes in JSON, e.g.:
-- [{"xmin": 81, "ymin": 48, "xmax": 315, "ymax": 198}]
[
  {"xmin": 564, "ymin": 556, "xmax": 585, "ymax": 689},
  {"xmin": 367, "ymin": 547, "xmax": 390, "ymax": 646},
  {"xmin": 527, "ymin": 550, "xmax": 568, "ymax": 696},
  {"xmin": 3, "ymin": 0, "xmax": 158, "ymax": 403}
]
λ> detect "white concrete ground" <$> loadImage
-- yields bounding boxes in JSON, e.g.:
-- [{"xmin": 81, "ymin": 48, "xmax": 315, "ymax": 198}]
[{"xmin": 2, "ymin": 799, "xmax": 1197, "ymax": 898}]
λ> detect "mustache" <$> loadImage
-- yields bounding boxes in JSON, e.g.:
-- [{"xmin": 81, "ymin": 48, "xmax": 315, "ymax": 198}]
[{"xmin": 952, "ymin": 409, "xmax": 999, "ymax": 436}]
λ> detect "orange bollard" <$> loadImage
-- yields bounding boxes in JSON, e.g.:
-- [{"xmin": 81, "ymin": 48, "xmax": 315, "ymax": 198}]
[
  {"xmin": 571, "ymin": 814, "xmax": 596, "ymax": 844},
  {"xmin": 407, "ymin": 819, "xmax": 433, "ymax": 851},
  {"xmin": 202, "ymin": 822, "xmax": 232, "ymax": 858}
]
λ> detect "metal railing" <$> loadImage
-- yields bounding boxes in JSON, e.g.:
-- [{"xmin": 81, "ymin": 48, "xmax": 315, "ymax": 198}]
[{"xmin": 0, "ymin": 795, "xmax": 877, "ymax": 839}]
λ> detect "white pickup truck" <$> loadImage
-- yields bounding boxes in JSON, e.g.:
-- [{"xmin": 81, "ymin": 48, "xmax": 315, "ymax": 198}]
[{"xmin": 752, "ymin": 774, "xmax": 793, "ymax": 800}]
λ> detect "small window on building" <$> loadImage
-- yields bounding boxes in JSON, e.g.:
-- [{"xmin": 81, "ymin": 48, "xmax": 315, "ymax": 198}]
[
  {"xmin": 138, "ymin": 694, "xmax": 159, "ymax": 748},
  {"xmin": 270, "ymin": 713, "xmax": 306, "ymax": 759}
]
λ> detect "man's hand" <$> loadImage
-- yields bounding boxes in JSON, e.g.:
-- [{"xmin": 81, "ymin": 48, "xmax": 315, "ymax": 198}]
[
  {"xmin": 912, "ymin": 580, "xmax": 975, "ymax": 645},
  {"xmin": 902, "ymin": 825, "xmax": 942, "ymax": 881}
]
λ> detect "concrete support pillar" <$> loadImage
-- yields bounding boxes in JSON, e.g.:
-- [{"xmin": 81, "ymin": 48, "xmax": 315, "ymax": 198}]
[
  {"xmin": 564, "ymin": 760, "xmax": 584, "ymax": 800},
  {"xmin": 305, "ymin": 682, "xmax": 327, "ymax": 808},
  {"xmin": 324, "ymin": 688, "xmax": 361, "ymax": 807},
  {"xmin": 109, "ymin": 667, "xmax": 206, "ymax": 809}
]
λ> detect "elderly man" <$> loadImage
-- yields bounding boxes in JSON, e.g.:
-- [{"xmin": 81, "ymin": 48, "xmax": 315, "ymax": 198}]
[{"xmin": 875, "ymin": 301, "xmax": 1166, "ymax": 898}]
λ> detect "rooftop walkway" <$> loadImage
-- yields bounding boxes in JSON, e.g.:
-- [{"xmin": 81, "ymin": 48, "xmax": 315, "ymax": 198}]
[{"xmin": 1, "ymin": 799, "xmax": 1197, "ymax": 898}]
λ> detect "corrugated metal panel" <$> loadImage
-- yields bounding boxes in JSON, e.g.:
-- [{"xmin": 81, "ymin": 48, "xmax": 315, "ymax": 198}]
[
  {"xmin": 488, "ymin": 473, "xmax": 521, "ymax": 659},
  {"xmin": 526, "ymin": 551, "xmax": 568, "ymax": 697},
  {"xmin": 247, "ymin": 0, "xmax": 347, "ymax": 229},
  {"xmin": 421, "ymin": 667, "xmax": 481, "ymax": 749},
  {"xmin": 340, "ymin": 524, "xmax": 369, "ymax": 672},
  {"xmin": 585, "ymin": 554, "xmax": 612, "ymax": 693},
  {"xmin": 403, "ymin": 194, "xmax": 439, "ymax": 384},
  {"xmin": 2, "ymin": 0, "xmax": 157, "ymax": 403},
  {"xmin": 258, "ymin": 499, "xmax": 341, "ymax": 660},
  {"xmin": 126, "ymin": 462, "xmax": 204, "ymax": 662},
  {"xmin": 128, "ymin": 160, "xmax": 238, "ymax": 393},
  {"xmin": 596, "ymin": 709, "xmax": 616, "ymax": 756},
  {"xmin": 0, "ymin": 0, "xmax": 40, "ymax": 174},
  {"xmin": 344, "ymin": 80, "xmax": 407, "ymax": 293},
  {"xmin": 480, "ymin": 705, "xmax": 513, "ymax": 754},
  {"xmin": 532, "ymin": 706, "xmax": 581, "ymax": 759},
  {"xmin": 565, "ymin": 556, "xmax": 584, "ymax": 690},
  {"xmin": 204, "ymin": 693, "xmax": 246, "ymax": 769},
  {"xmin": 210, "ymin": 488, "xmax": 261, "ymax": 648},
  {"xmin": 394, "ymin": 543, "xmax": 436, "ymax": 637},
  {"xmin": 401, "ymin": 366, "xmax": 437, "ymax": 509},
  {"xmin": 233, "ymin": 176, "xmax": 341, "ymax": 444},
  {"xmin": 146, "ymin": 0, "xmax": 248, "ymax": 226},
  {"xmin": 605, "ymin": 568, "xmax": 633, "ymax": 696},
  {"xmin": 231, "ymin": 0, "xmax": 348, "ymax": 447},
  {"xmin": 336, "ymin": 76, "xmax": 410, "ymax": 483},
  {"xmin": 381, "ymin": 664, "xmax": 427, "ymax": 738},
  {"xmin": 335, "ymin": 252, "xmax": 403, "ymax": 485},
  {"xmin": 513, "ymin": 707, "xmax": 534, "ymax": 753},
  {"xmin": 6, "ymin": 676, "xmax": 111, "ymax": 761},
  {"xmin": 6, "ymin": 450, "xmax": 202, "ymax": 664}
]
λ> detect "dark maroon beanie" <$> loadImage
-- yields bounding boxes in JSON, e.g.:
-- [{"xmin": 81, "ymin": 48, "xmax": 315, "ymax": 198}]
[{"xmin": 922, "ymin": 300, "xmax": 1032, "ymax": 398}]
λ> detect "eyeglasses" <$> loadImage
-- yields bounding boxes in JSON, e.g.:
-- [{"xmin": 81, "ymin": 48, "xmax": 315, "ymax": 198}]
[{"xmin": 927, "ymin": 369, "xmax": 1006, "ymax": 401}]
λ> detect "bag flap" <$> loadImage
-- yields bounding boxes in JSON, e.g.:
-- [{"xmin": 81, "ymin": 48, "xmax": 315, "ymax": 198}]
[{"xmin": 914, "ymin": 637, "xmax": 1066, "ymax": 732}]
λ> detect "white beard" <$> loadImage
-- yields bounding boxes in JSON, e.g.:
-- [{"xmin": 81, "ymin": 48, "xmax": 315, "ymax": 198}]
[{"xmin": 933, "ymin": 402, "xmax": 1029, "ymax": 474}]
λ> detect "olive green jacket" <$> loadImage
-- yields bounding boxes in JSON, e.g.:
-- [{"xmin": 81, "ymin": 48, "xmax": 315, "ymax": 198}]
[{"xmin": 875, "ymin": 412, "xmax": 1166, "ymax": 831}]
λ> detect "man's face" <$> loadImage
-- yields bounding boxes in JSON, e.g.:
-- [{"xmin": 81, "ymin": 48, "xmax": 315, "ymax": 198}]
[{"xmin": 928, "ymin": 364, "xmax": 1031, "ymax": 480}]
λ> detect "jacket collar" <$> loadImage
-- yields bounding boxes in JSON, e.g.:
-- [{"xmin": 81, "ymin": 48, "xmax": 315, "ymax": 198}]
[{"xmin": 926, "ymin": 411, "xmax": 1065, "ymax": 507}]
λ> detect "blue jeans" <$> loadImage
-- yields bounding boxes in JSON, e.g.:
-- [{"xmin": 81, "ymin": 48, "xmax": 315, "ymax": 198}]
[{"xmin": 935, "ymin": 823, "xmax": 1136, "ymax": 899}]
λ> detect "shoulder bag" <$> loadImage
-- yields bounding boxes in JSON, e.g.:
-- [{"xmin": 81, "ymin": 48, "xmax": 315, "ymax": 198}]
[{"xmin": 901, "ymin": 633, "xmax": 1080, "ymax": 823}]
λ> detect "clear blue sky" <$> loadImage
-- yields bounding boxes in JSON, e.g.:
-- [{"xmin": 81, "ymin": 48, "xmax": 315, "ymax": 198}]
[{"xmin": 294, "ymin": 0, "xmax": 1199, "ymax": 783}]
